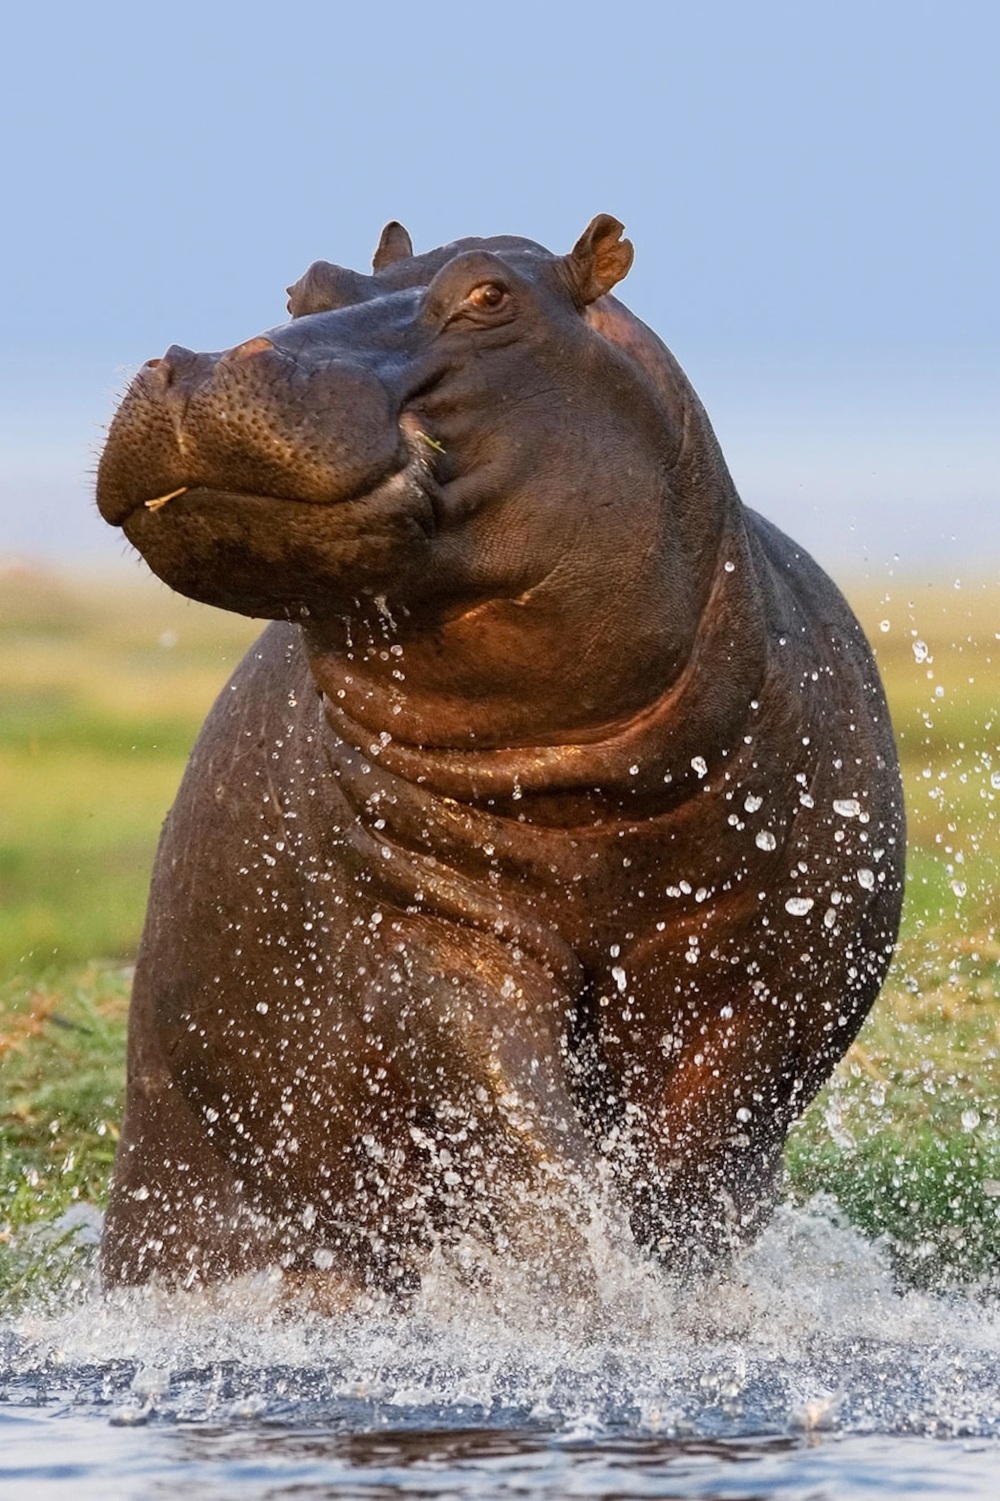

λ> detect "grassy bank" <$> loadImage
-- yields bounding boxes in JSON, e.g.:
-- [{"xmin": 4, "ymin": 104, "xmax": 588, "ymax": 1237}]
[{"xmin": 1, "ymin": 564, "xmax": 998, "ymax": 1303}]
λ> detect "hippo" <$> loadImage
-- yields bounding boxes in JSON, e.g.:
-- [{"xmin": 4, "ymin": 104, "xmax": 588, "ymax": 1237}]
[{"xmin": 96, "ymin": 216, "xmax": 905, "ymax": 1300}]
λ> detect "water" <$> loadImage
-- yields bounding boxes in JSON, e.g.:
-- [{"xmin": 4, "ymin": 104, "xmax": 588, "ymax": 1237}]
[{"xmin": 4, "ymin": 1200, "xmax": 1000, "ymax": 1498}]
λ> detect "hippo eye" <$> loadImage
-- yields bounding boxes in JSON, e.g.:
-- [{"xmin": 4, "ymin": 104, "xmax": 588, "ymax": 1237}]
[{"xmin": 464, "ymin": 281, "xmax": 508, "ymax": 312}]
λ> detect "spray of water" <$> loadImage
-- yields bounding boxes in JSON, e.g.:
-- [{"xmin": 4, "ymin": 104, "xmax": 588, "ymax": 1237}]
[{"xmin": 5, "ymin": 1193, "xmax": 1000, "ymax": 1442}]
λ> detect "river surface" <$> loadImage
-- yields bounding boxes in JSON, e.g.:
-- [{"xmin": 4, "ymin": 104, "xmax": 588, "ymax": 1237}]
[{"xmin": 3, "ymin": 1201, "xmax": 1000, "ymax": 1499}]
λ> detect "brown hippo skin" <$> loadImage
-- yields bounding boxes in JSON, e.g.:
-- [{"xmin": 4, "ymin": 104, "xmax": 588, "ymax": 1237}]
[{"xmin": 96, "ymin": 217, "xmax": 904, "ymax": 1298}]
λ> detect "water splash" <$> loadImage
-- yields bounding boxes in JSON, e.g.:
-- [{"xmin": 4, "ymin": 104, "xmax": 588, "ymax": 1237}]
[{"xmin": 5, "ymin": 1198, "xmax": 1000, "ymax": 1442}]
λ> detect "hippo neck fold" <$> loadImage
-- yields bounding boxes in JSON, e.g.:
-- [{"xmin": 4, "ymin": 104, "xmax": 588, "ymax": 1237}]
[
  {"xmin": 305, "ymin": 544, "xmax": 769, "ymax": 989},
  {"xmin": 316, "ymin": 544, "xmax": 768, "ymax": 809}
]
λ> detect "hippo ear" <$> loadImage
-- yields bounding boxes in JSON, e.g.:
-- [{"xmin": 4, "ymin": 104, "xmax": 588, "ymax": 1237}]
[
  {"xmin": 287, "ymin": 262, "xmax": 375, "ymax": 318},
  {"xmin": 287, "ymin": 262, "xmax": 339, "ymax": 318},
  {"xmin": 564, "ymin": 215, "xmax": 634, "ymax": 304},
  {"xmin": 373, "ymin": 221, "xmax": 414, "ymax": 272}
]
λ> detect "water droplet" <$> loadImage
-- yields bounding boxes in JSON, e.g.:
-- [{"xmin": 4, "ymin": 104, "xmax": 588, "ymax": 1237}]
[
  {"xmin": 951, "ymin": 879, "xmax": 967, "ymax": 898},
  {"xmin": 723, "ymin": 559, "xmax": 736, "ymax": 573},
  {"xmin": 912, "ymin": 639, "xmax": 929, "ymax": 663},
  {"xmin": 857, "ymin": 869, "xmax": 875, "ymax": 890},
  {"xmin": 612, "ymin": 965, "xmax": 627, "ymax": 993},
  {"xmin": 879, "ymin": 620, "xmax": 890, "ymax": 633},
  {"xmin": 755, "ymin": 830, "xmax": 777, "ymax": 851},
  {"xmin": 744, "ymin": 794, "xmax": 763, "ymax": 812},
  {"xmin": 785, "ymin": 897, "xmax": 814, "ymax": 916},
  {"xmin": 833, "ymin": 798, "xmax": 861, "ymax": 818},
  {"xmin": 691, "ymin": 756, "xmax": 708, "ymax": 778},
  {"xmin": 962, "ymin": 1109, "xmax": 980, "ymax": 1131}
]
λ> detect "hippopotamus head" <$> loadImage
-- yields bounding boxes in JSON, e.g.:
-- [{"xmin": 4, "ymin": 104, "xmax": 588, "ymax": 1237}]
[
  {"xmin": 98, "ymin": 217, "xmax": 755, "ymax": 743},
  {"xmin": 98, "ymin": 217, "xmax": 736, "ymax": 618}
]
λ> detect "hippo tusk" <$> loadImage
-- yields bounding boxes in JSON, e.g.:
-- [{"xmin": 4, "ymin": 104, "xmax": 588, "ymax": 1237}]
[{"xmin": 144, "ymin": 486, "xmax": 188, "ymax": 512}]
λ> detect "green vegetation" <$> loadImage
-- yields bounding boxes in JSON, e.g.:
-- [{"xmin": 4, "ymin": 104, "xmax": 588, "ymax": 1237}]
[
  {"xmin": 0, "ymin": 964, "xmax": 130, "ymax": 1307},
  {"xmin": 1, "ymin": 565, "xmax": 998, "ymax": 1304},
  {"xmin": 0, "ymin": 567, "xmax": 257, "ymax": 976},
  {"xmin": 1, "ymin": 567, "xmax": 256, "ymax": 1307},
  {"xmin": 787, "ymin": 576, "xmax": 1000, "ymax": 1287}
]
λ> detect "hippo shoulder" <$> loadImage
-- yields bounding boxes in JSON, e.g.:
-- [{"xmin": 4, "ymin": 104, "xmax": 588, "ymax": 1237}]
[
  {"xmin": 166, "ymin": 621, "xmax": 312, "ymax": 838},
  {"xmin": 746, "ymin": 507, "xmax": 871, "ymax": 641}
]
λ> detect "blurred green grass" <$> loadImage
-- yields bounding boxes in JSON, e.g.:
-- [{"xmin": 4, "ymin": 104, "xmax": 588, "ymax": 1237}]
[
  {"xmin": 1, "ymin": 562, "xmax": 998, "ymax": 1297},
  {"xmin": 0, "ymin": 566, "xmax": 258, "ymax": 975}
]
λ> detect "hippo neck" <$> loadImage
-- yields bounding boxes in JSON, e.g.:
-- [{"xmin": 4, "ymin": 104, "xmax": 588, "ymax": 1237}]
[
  {"xmin": 315, "ymin": 531, "xmax": 766, "ymax": 802},
  {"xmin": 304, "ymin": 452, "xmax": 760, "ymax": 749},
  {"xmin": 308, "ymin": 547, "xmax": 767, "ymax": 979}
]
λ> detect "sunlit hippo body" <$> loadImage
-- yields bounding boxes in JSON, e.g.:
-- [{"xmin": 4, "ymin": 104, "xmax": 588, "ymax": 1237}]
[{"xmin": 97, "ymin": 217, "xmax": 904, "ymax": 1298}]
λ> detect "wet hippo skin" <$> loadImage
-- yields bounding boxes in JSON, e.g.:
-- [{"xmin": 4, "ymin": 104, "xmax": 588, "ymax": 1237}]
[{"xmin": 96, "ymin": 217, "xmax": 905, "ymax": 1299}]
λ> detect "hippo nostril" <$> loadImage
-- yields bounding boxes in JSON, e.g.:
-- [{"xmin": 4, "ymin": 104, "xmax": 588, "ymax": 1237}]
[
  {"xmin": 140, "ymin": 354, "xmax": 175, "ymax": 389},
  {"xmin": 146, "ymin": 344, "xmax": 223, "ymax": 392},
  {"xmin": 221, "ymin": 336, "xmax": 275, "ymax": 364},
  {"xmin": 155, "ymin": 344, "xmax": 207, "ymax": 386}
]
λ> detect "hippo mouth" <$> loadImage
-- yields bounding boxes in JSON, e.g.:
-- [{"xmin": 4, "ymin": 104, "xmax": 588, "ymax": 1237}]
[
  {"xmin": 101, "ymin": 391, "xmax": 444, "ymax": 518},
  {"xmin": 120, "ymin": 468, "xmax": 421, "ymax": 526},
  {"xmin": 105, "ymin": 419, "xmax": 434, "ymax": 527},
  {"xmin": 111, "ymin": 449, "xmax": 441, "ymax": 620}
]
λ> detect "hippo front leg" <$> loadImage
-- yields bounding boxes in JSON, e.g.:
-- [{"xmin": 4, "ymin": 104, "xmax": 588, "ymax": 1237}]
[
  {"xmin": 597, "ymin": 995, "xmax": 805, "ymax": 1275},
  {"xmin": 99, "ymin": 990, "xmax": 315, "ymax": 1292},
  {"xmin": 105, "ymin": 912, "xmax": 612, "ymax": 1301},
  {"xmin": 324, "ymin": 915, "xmax": 612, "ymax": 1295}
]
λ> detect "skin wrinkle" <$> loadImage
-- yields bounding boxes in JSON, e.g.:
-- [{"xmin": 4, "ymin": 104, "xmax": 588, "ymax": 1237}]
[
  {"xmin": 315, "ymin": 546, "xmax": 761, "ymax": 783},
  {"xmin": 317, "ymin": 633, "xmax": 826, "ymax": 993}
]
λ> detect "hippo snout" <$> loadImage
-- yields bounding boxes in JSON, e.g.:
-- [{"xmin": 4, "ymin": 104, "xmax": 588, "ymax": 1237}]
[
  {"xmin": 146, "ymin": 342, "xmax": 225, "ymax": 386},
  {"xmin": 97, "ymin": 334, "xmax": 412, "ymax": 526},
  {"xmin": 95, "ymin": 315, "xmax": 443, "ymax": 619}
]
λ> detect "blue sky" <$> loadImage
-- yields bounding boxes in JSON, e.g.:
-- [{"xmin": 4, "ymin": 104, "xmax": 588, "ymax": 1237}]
[{"xmin": 1, "ymin": 0, "xmax": 996, "ymax": 581}]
